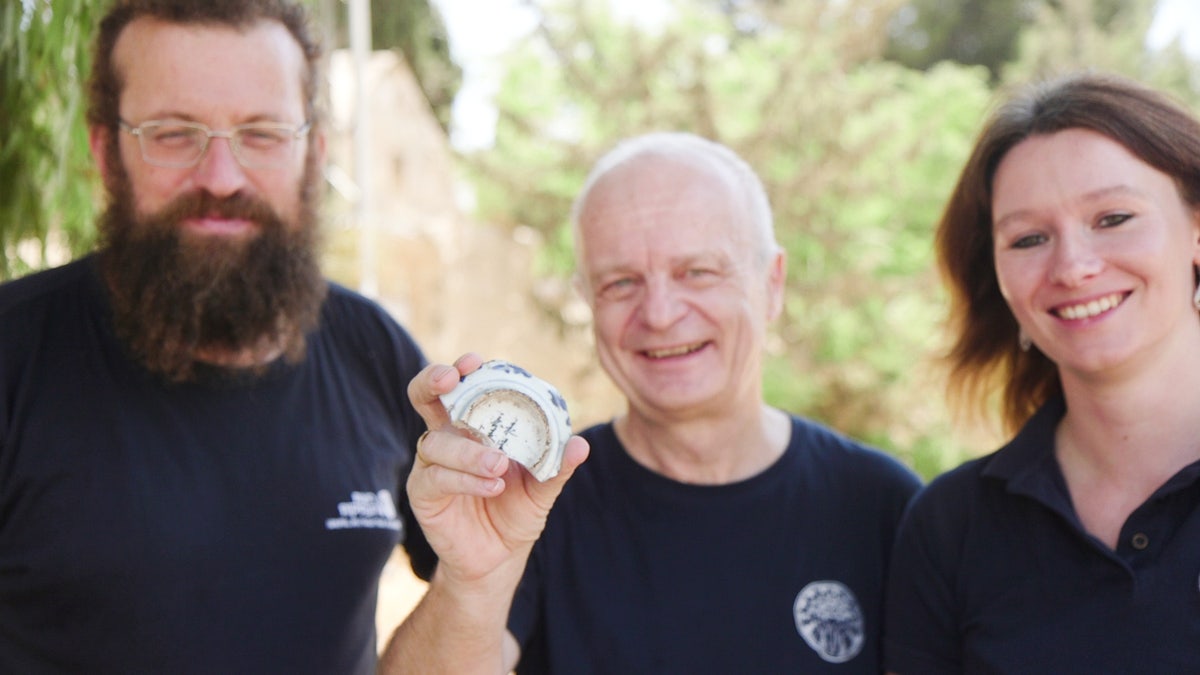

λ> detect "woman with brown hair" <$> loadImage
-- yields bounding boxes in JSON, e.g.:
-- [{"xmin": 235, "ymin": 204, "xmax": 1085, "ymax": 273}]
[{"xmin": 884, "ymin": 72, "xmax": 1200, "ymax": 673}]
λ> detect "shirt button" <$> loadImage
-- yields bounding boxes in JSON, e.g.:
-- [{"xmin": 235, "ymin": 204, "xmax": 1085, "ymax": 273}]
[{"xmin": 1131, "ymin": 532, "xmax": 1149, "ymax": 550}]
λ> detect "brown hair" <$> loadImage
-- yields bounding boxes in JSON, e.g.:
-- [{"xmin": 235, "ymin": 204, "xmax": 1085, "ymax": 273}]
[
  {"xmin": 86, "ymin": 0, "xmax": 323, "ymax": 131},
  {"xmin": 938, "ymin": 71, "xmax": 1200, "ymax": 433}
]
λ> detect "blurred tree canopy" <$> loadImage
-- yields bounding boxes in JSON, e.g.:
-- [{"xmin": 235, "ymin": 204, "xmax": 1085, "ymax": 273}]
[
  {"xmin": 460, "ymin": 0, "xmax": 1200, "ymax": 477},
  {"xmin": 5, "ymin": 0, "xmax": 1199, "ymax": 477},
  {"xmin": 1, "ymin": 0, "xmax": 100, "ymax": 277},
  {"xmin": 882, "ymin": 0, "xmax": 1146, "ymax": 82},
  {"xmin": 324, "ymin": 0, "xmax": 461, "ymax": 131},
  {"xmin": 0, "ymin": 0, "xmax": 457, "ymax": 278}
]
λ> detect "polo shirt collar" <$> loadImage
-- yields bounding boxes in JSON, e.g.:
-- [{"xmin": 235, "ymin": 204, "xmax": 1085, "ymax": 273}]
[
  {"xmin": 979, "ymin": 394, "xmax": 1200, "ymax": 513},
  {"xmin": 980, "ymin": 395, "xmax": 1075, "ymax": 519}
]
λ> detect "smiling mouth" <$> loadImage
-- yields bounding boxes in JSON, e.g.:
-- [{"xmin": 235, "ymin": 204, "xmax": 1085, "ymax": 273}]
[
  {"xmin": 1053, "ymin": 292, "xmax": 1127, "ymax": 320},
  {"xmin": 643, "ymin": 341, "xmax": 708, "ymax": 359}
]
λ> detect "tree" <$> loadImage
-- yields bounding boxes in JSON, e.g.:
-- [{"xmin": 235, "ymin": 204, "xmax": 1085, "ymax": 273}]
[
  {"xmin": 322, "ymin": 0, "xmax": 462, "ymax": 132},
  {"xmin": 465, "ymin": 0, "xmax": 995, "ymax": 476},
  {"xmin": 1, "ymin": 0, "xmax": 460, "ymax": 279},
  {"xmin": 1, "ymin": 0, "xmax": 100, "ymax": 277},
  {"xmin": 884, "ymin": 0, "xmax": 1159, "ymax": 83}
]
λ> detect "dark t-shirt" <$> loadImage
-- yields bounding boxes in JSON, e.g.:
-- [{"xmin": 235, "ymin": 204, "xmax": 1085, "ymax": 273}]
[
  {"xmin": 885, "ymin": 396, "xmax": 1200, "ymax": 674},
  {"xmin": 509, "ymin": 418, "xmax": 921, "ymax": 674},
  {"xmin": 0, "ymin": 256, "xmax": 434, "ymax": 674}
]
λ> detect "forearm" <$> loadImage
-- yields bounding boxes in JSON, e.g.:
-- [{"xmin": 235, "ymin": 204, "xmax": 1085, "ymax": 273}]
[{"xmin": 377, "ymin": 555, "xmax": 527, "ymax": 675}]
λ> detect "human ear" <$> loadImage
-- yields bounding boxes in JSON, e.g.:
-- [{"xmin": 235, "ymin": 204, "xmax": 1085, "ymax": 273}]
[
  {"xmin": 88, "ymin": 124, "xmax": 112, "ymax": 186},
  {"xmin": 766, "ymin": 247, "xmax": 787, "ymax": 321}
]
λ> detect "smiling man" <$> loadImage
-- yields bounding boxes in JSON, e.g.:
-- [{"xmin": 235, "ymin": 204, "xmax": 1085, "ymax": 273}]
[
  {"xmin": 0, "ymin": 1, "xmax": 434, "ymax": 673},
  {"xmin": 382, "ymin": 132, "xmax": 922, "ymax": 674}
]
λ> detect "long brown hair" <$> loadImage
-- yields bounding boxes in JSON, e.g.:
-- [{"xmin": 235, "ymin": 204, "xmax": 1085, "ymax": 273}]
[{"xmin": 938, "ymin": 71, "xmax": 1200, "ymax": 433}]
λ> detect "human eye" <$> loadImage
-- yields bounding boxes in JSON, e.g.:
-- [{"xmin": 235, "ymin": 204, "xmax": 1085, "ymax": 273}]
[
  {"xmin": 1097, "ymin": 212, "xmax": 1132, "ymax": 229},
  {"xmin": 237, "ymin": 125, "xmax": 290, "ymax": 149},
  {"xmin": 681, "ymin": 264, "xmax": 724, "ymax": 286},
  {"xmin": 146, "ymin": 123, "xmax": 203, "ymax": 148},
  {"xmin": 1008, "ymin": 232, "xmax": 1047, "ymax": 250},
  {"xmin": 597, "ymin": 276, "xmax": 637, "ymax": 300}
]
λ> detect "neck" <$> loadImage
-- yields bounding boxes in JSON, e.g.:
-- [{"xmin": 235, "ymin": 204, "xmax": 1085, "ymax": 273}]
[
  {"xmin": 1054, "ymin": 346, "xmax": 1200, "ymax": 540},
  {"xmin": 615, "ymin": 404, "xmax": 791, "ymax": 484},
  {"xmin": 1057, "ymin": 327, "xmax": 1200, "ymax": 485}
]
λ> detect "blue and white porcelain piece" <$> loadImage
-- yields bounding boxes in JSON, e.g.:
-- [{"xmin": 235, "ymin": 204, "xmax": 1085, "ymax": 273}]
[{"xmin": 439, "ymin": 360, "xmax": 572, "ymax": 482}]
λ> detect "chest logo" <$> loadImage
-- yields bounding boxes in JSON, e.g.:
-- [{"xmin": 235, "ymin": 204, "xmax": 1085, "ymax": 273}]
[
  {"xmin": 325, "ymin": 489, "xmax": 402, "ymax": 531},
  {"xmin": 793, "ymin": 580, "xmax": 865, "ymax": 663}
]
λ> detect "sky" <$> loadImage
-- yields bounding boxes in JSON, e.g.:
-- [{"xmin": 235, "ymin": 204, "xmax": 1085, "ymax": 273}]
[{"xmin": 430, "ymin": 0, "xmax": 1200, "ymax": 151}]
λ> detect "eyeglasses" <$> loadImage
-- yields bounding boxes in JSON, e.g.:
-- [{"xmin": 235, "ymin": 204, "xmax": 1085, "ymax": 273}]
[{"xmin": 118, "ymin": 119, "xmax": 312, "ymax": 169}]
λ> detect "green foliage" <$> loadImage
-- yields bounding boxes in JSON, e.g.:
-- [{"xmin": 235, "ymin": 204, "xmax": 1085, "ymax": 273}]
[
  {"xmin": 1002, "ymin": 0, "xmax": 1175, "ymax": 88},
  {"xmin": 465, "ymin": 0, "xmax": 999, "ymax": 476},
  {"xmin": 1, "ymin": 0, "xmax": 100, "ymax": 279},
  {"xmin": 884, "ymin": 0, "xmax": 1146, "ymax": 83},
  {"xmin": 2, "ymin": 0, "xmax": 457, "ymax": 280},
  {"xmin": 322, "ymin": 0, "xmax": 462, "ymax": 132},
  {"xmin": 885, "ymin": 0, "xmax": 1035, "ymax": 81}
]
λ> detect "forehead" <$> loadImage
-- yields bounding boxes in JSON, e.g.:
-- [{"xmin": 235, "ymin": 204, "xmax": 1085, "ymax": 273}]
[
  {"xmin": 993, "ymin": 128, "xmax": 1175, "ymax": 211},
  {"xmin": 113, "ymin": 17, "xmax": 307, "ymax": 121},
  {"xmin": 578, "ymin": 156, "xmax": 753, "ymax": 267}
]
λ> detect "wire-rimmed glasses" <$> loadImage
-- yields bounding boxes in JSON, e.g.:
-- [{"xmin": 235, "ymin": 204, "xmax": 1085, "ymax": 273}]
[{"xmin": 118, "ymin": 119, "xmax": 312, "ymax": 169}]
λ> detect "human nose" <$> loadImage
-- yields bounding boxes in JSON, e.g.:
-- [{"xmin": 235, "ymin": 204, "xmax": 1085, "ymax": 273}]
[
  {"xmin": 638, "ymin": 278, "xmax": 687, "ymax": 329},
  {"xmin": 189, "ymin": 136, "xmax": 249, "ymax": 197},
  {"xmin": 1049, "ymin": 228, "xmax": 1103, "ymax": 287}
]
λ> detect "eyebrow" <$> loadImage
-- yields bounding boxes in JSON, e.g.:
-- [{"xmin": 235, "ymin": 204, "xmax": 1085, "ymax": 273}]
[{"xmin": 993, "ymin": 184, "xmax": 1149, "ymax": 230}]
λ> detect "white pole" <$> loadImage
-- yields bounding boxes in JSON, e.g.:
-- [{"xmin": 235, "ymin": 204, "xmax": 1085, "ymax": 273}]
[{"xmin": 348, "ymin": 0, "xmax": 377, "ymax": 298}]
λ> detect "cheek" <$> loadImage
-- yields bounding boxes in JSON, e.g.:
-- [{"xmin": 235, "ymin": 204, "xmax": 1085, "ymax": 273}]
[
  {"xmin": 992, "ymin": 250, "xmax": 1028, "ymax": 299},
  {"xmin": 591, "ymin": 306, "xmax": 627, "ymax": 348}
]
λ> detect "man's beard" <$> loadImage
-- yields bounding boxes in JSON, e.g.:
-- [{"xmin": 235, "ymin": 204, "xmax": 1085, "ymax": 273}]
[{"xmin": 98, "ymin": 153, "xmax": 327, "ymax": 383}]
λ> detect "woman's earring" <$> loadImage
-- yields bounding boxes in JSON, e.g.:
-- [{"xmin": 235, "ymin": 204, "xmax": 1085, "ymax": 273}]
[
  {"xmin": 1193, "ymin": 280, "xmax": 1200, "ymax": 311},
  {"xmin": 1019, "ymin": 328, "xmax": 1032, "ymax": 352}
]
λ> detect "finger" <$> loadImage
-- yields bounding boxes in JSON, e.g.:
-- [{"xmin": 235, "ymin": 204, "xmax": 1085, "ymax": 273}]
[
  {"xmin": 513, "ymin": 435, "xmax": 590, "ymax": 505},
  {"xmin": 409, "ymin": 460, "xmax": 506, "ymax": 500},
  {"xmin": 554, "ymin": 435, "xmax": 590, "ymax": 482},
  {"xmin": 415, "ymin": 428, "xmax": 511, "ymax": 478},
  {"xmin": 452, "ymin": 352, "xmax": 485, "ymax": 375},
  {"xmin": 409, "ymin": 432, "xmax": 509, "ymax": 501},
  {"xmin": 406, "ymin": 353, "xmax": 486, "ymax": 429}
]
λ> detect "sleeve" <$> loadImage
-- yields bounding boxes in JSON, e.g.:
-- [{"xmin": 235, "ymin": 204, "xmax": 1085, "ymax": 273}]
[
  {"xmin": 381, "ymin": 319, "xmax": 437, "ymax": 581},
  {"xmin": 506, "ymin": 542, "xmax": 546, "ymax": 669},
  {"xmin": 883, "ymin": 482, "xmax": 964, "ymax": 675},
  {"xmin": 333, "ymin": 286, "xmax": 438, "ymax": 581}
]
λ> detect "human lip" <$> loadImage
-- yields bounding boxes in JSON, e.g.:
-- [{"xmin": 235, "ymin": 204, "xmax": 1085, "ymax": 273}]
[
  {"xmin": 182, "ymin": 216, "xmax": 257, "ymax": 235},
  {"xmin": 1052, "ymin": 292, "xmax": 1127, "ymax": 320},
  {"xmin": 641, "ymin": 341, "xmax": 709, "ymax": 359}
]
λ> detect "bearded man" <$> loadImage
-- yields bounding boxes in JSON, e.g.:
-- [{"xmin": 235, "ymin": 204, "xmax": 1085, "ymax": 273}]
[{"xmin": 0, "ymin": 1, "xmax": 434, "ymax": 673}]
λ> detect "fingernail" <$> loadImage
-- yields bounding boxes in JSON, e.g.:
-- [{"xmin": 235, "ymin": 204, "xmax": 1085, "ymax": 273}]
[{"xmin": 486, "ymin": 451, "xmax": 507, "ymax": 474}]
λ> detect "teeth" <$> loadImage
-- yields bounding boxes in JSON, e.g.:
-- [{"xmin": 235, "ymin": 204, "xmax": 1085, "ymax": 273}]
[
  {"xmin": 645, "ymin": 343, "xmax": 703, "ymax": 358},
  {"xmin": 1057, "ymin": 293, "xmax": 1123, "ymax": 320}
]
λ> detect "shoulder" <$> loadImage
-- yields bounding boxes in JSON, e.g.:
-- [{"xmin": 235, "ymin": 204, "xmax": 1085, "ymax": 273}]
[
  {"xmin": 0, "ymin": 258, "xmax": 103, "ymax": 359},
  {"xmin": 315, "ymin": 282, "xmax": 425, "ymax": 365},
  {"xmin": 0, "ymin": 257, "xmax": 97, "ymax": 317},
  {"xmin": 787, "ymin": 414, "xmax": 922, "ymax": 493},
  {"xmin": 897, "ymin": 452, "xmax": 993, "ymax": 538}
]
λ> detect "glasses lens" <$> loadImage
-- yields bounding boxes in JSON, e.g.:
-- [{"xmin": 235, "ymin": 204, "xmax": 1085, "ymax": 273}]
[
  {"xmin": 139, "ymin": 122, "xmax": 207, "ymax": 167},
  {"xmin": 233, "ymin": 125, "xmax": 299, "ymax": 168}
]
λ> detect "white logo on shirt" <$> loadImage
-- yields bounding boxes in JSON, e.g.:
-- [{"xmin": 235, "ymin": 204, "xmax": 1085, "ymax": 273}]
[
  {"xmin": 793, "ymin": 580, "xmax": 865, "ymax": 663},
  {"xmin": 325, "ymin": 490, "xmax": 402, "ymax": 531}
]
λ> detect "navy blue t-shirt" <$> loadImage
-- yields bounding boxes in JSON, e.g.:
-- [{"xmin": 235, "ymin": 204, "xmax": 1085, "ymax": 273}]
[
  {"xmin": 885, "ymin": 396, "xmax": 1200, "ymax": 674},
  {"xmin": 0, "ymin": 256, "xmax": 434, "ymax": 674},
  {"xmin": 508, "ymin": 418, "xmax": 921, "ymax": 674}
]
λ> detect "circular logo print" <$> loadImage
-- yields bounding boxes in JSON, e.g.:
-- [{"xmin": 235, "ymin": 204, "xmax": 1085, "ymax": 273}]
[{"xmin": 793, "ymin": 580, "xmax": 865, "ymax": 664}]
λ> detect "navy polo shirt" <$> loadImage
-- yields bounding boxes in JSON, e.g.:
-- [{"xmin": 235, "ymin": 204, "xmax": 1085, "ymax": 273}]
[{"xmin": 884, "ymin": 396, "xmax": 1200, "ymax": 674}]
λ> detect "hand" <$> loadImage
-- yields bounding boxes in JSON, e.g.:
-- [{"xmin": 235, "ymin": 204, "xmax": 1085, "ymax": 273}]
[{"xmin": 406, "ymin": 353, "xmax": 590, "ymax": 584}]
